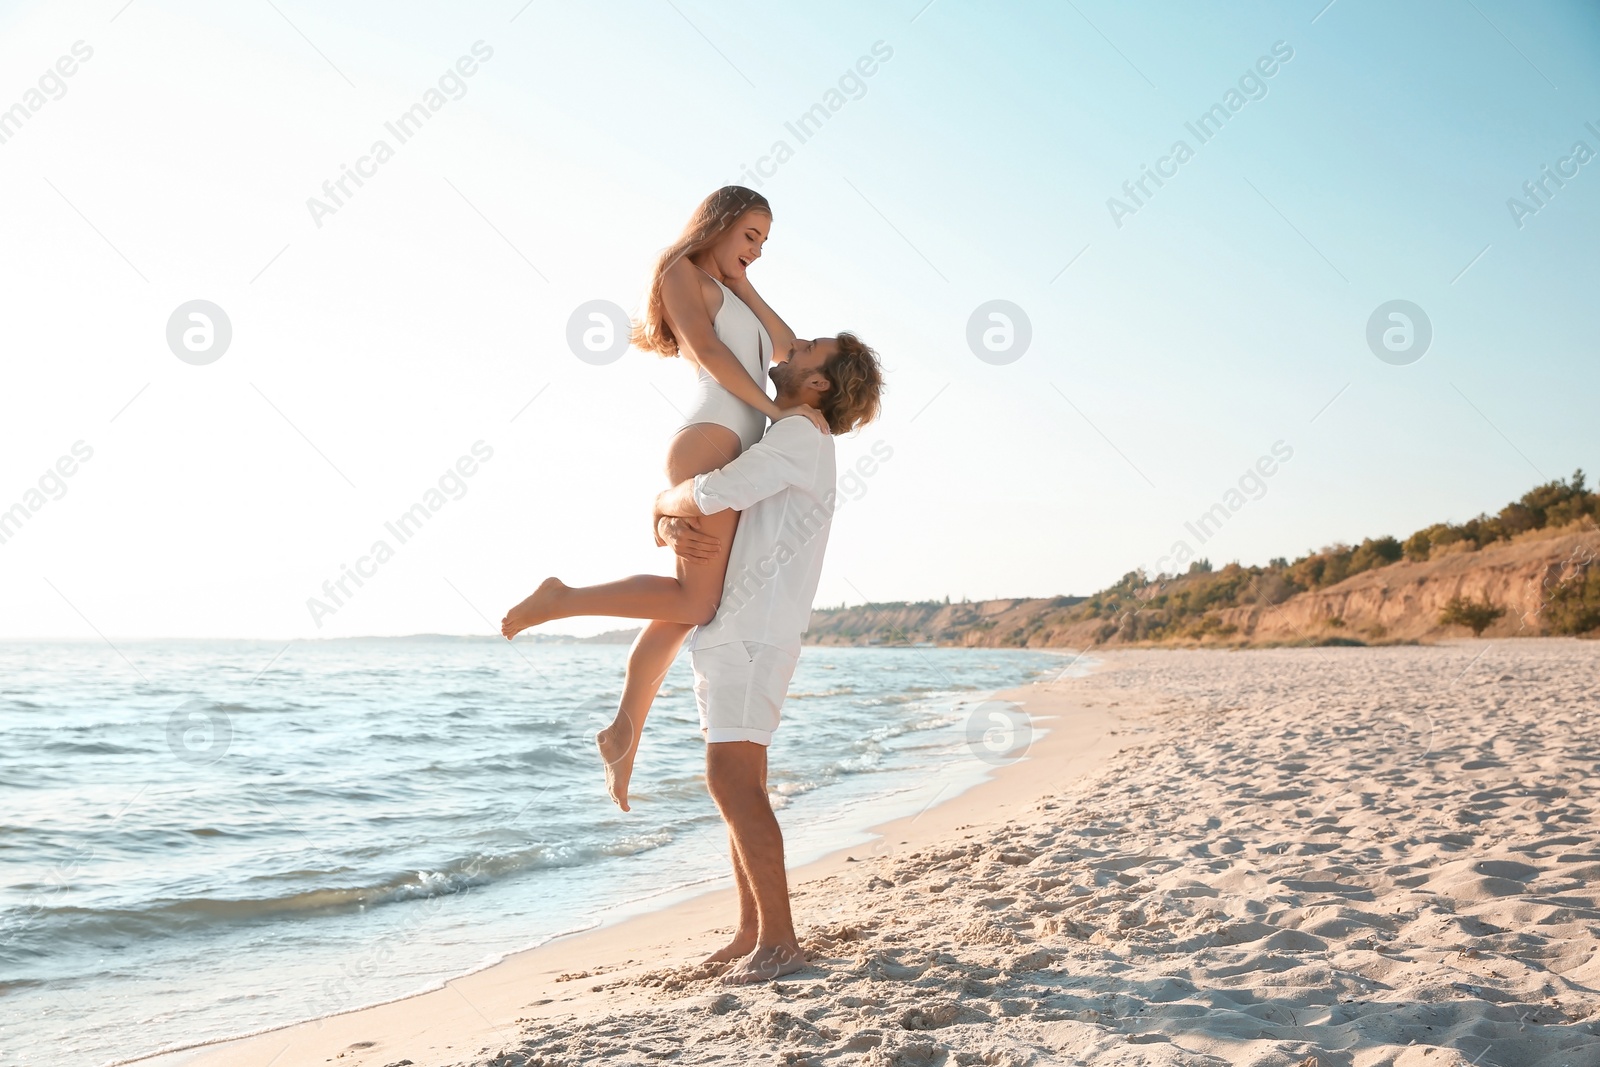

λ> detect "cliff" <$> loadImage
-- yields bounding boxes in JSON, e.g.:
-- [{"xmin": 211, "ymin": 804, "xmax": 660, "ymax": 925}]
[
  {"xmin": 806, "ymin": 524, "xmax": 1600, "ymax": 649},
  {"xmin": 804, "ymin": 596, "xmax": 1086, "ymax": 647},
  {"xmin": 1209, "ymin": 525, "xmax": 1600, "ymax": 644}
]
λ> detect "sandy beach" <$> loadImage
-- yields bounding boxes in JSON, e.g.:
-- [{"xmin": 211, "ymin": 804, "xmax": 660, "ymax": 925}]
[{"xmin": 135, "ymin": 640, "xmax": 1600, "ymax": 1067}]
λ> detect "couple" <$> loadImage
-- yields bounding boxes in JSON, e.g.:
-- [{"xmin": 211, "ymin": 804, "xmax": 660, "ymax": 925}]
[{"xmin": 500, "ymin": 186, "xmax": 885, "ymax": 984}]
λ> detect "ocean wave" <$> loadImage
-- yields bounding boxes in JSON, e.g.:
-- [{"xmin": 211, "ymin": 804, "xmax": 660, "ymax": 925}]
[
  {"xmin": 414, "ymin": 745, "xmax": 584, "ymax": 776},
  {"xmin": 770, "ymin": 778, "xmax": 821, "ymax": 803},
  {"xmin": 38, "ymin": 739, "xmax": 147, "ymax": 755},
  {"xmin": 597, "ymin": 828, "xmax": 676, "ymax": 856},
  {"xmin": 0, "ymin": 830, "xmax": 694, "ymax": 959},
  {"xmin": 0, "ymin": 976, "xmax": 46, "ymax": 993},
  {"xmin": 855, "ymin": 688, "xmax": 958, "ymax": 708},
  {"xmin": 827, "ymin": 751, "xmax": 888, "ymax": 775},
  {"xmin": 172, "ymin": 700, "xmax": 282, "ymax": 717}
]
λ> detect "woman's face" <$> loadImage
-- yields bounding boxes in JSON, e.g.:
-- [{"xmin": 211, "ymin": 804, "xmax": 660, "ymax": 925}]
[{"xmin": 710, "ymin": 210, "xmax": 770, "ymax": 281}]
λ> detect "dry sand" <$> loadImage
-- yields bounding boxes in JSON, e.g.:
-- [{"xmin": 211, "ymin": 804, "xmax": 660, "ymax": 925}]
[{"xmin": 138, "ymin": 640, "xmax": 1600, "ymax": 1067}]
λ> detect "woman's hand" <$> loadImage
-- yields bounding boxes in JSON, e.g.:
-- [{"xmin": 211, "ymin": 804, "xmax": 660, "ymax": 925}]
[
  {"xmin": 657, "ymin": 515, "xmax": 722, "ymax": 564},
  {"xmin": 777, "ymin": 404, "xmax": 831, "ymax": 434}
]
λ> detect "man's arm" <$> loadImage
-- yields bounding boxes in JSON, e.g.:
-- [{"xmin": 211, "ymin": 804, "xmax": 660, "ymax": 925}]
[
  {"xmin": 653, "ymin": 419, "xmax": 823, "ymax": 523},
  {"xmin": 655, "ymin": 479, "xmax": 704, "ymax": 520}
]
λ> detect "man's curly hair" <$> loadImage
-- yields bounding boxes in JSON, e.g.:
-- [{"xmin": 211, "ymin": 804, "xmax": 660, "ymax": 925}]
[{"xmin": 819, "ymin": 332, "xmax": 885, "ymax": 435}]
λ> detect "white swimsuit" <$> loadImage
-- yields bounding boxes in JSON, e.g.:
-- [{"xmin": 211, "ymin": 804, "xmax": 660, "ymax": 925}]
[{"xmin": 679, "ymin": 274, "xmax": 772, "ymax": 453}]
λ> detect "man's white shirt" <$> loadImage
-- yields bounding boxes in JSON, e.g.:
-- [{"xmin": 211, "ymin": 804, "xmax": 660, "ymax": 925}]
[{"xmin": 688, "ymin": 416, "xmax": 837, "ymax": 655}]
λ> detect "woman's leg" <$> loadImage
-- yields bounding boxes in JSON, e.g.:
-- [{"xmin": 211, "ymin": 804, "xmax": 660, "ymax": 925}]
[
  {"xmin": 594, "ymin": 502, "xmax": 740, "ymax": 809},
  {"xmin": 589, "ymin": 424, "xmax": 746, "ymax": 810},
  {"xmin": 494, "ymin": 423, "xmax": 743, "ymax": 808},
  {"xmin": 500, "ymin": 571, "xmax": 716, "ymax": 629},
  {"xmin": 595, "ymin": 619, "xmax": 690, "ymax": 811},
  {"xmin": 501, "ymin": 425, "xmax": 743, "ymax": 635}
]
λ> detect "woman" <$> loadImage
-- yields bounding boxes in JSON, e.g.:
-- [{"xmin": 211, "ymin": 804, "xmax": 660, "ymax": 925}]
[{"xmin": 500, "ymin": 186, "xmax": 828, "ymax": 811}]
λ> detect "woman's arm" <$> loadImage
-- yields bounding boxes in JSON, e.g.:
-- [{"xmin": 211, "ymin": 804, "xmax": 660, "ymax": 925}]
[
  {"xmin": 724, "ymin": 274, "xmax": 797, "ymax": 364},
  {"xmin": 661, "ymin": 260, "xmax": 784, "ymax": 422}
]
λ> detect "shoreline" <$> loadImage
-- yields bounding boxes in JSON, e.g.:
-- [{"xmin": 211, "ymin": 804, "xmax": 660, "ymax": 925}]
[{"xmin": 128, "ymin": 669, "xmax": 1125, "ymax": 1067}]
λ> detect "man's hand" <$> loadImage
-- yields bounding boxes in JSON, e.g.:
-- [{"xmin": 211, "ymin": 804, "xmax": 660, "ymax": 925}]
[{"xmin": 657, "ymin": 515, "xmax": 722, "ymax": 564}]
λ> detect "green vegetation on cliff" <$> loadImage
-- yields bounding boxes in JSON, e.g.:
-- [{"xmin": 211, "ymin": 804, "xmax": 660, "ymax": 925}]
[
  {"xmin": 809, "ymin": 471, "xmax": 1600, "ymax": 647},
  {"xmin": 1079, "ymin": 470, "xmax": 1597, "ymax": 643}
]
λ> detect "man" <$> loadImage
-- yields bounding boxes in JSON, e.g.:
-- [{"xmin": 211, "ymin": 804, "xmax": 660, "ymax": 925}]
[{"xmin": 653, "ymin": 332, "xmax": 885, "ymax": 985}]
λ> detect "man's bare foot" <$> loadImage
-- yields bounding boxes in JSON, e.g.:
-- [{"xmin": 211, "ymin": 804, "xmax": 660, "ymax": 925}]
[
  {"xmin": 595, "ymin": 721, "xmax": 638, "ymax": 812},
  {"xmin": 701, "ymin": 932, "xmax": 758, "ymax": 965},
  {"xmin": 500, "ymin": 577, "xmax": 567, "ymax": 640},
  {"xmin": 721, "ymin": 943, "xmax": 806, "ymax": 985}
]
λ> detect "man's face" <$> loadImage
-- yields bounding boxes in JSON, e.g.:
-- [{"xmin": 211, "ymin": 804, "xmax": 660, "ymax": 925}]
[{"xmin": 770, "ymin": 337, "xmax": 836, "ymax": 393}]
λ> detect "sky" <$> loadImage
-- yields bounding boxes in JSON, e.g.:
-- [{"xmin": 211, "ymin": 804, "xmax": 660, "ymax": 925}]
[{"xmin": 1, "ymin": 0, "xmax": 1597, "ymax": 640}]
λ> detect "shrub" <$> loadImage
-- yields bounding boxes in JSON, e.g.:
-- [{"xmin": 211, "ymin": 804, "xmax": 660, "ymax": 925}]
[
  {"xmin": 1250, "ymin": 571, "xmax": 1297, "ymax": 605},
  {"xmin": 1545, "ymin": 567, "xmax": 1600, "ymax": 635},
  {"xmin": 1439, "ymin": 596, "xmax": 1505, "ymax": 636},
  {"xmin": 1403, "ymin": 527, "xmax": 1439, "ymax": 562},
  {"xmin": 1184, "ymin": 615, "xmax": 1237, "ymax": 639},
  {"xmin": 1289, "ymin": 553, "xmax": 1327, "ymax": 589},
  {"xmin": 1390, "ymin": 473, "xmax": 1595, "ymax": 566},
  {"xmin": 1511, "ymin": 468, "xmax": 1590, "ymax": 530},
  {"xmin": 1348, "ymin": 536, "xmax": 1403, "ymax": 577},
  {"xmin": 1546, "ymin": 494, "xmax": 1596, "ymax": 529}
]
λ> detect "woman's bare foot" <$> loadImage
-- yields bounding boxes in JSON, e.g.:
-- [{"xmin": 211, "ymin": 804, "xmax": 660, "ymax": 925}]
[
  {"xmin": 595, "ymin": 721, "xmax": 638, "ymax": 812},
  {"xmin": 701, "ymin": 932, "xmax": 757, "ymax": 965},
  {"xmin": 721, "ymin": 943, "xmax": 806, "ymax": 985},
  {"xmin": 500, "ymin": 577, "xmax": 567, "ymax": 639}
]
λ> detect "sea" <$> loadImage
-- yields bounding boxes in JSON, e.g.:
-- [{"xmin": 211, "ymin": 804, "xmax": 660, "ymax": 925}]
[{"xmin": 0, "ymin": 637, "xmax": 1085, "ymax": 1066}]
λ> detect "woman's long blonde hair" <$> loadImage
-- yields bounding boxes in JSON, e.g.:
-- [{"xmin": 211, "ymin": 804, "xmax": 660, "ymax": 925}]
[{"xmin": 632, "ymin": 186, "xmax": 771, "ymax": 358}]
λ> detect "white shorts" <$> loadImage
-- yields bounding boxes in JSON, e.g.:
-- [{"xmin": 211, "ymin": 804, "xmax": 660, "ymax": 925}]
[{"xmin": 691, "ymin": 640, "xmax": 799, "ymax": 746}]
